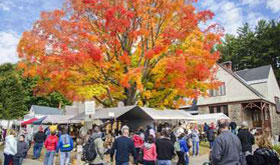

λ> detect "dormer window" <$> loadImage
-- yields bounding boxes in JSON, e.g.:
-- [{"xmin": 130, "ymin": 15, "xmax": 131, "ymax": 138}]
[{"xmin": 209, "ymin": 82, "xmax": 226, "ymax": 97}]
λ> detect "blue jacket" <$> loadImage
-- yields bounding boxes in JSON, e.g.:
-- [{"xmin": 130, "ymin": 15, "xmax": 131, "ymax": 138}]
[
  {"xmin": 56, "ymin": 134, "xmax": 74, "ymax": 152},
  {"xmin": 179, "ymin": 138, "xmax": 189, "ymax": 153}
]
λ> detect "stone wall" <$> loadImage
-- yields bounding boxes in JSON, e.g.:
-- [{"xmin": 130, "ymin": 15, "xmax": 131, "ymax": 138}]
[
  {"xmin": 228, "ymin": 103, "xmax": 243, "ymax": 125},
  {"xmin": 270, "ymin": 104, "xmax": 280, "ymax": 137}
]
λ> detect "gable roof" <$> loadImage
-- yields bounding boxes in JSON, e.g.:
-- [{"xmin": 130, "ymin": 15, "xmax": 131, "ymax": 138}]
[
  {"xmin": 218, "ymin": 64, "xmax": 264, "ymax": 98},
  {"xmin": 70, "ymin": 106, "xmax": 191, "ymax": 121},
  {"xmin": 31, "ymin": 105, "xmax": 63, "ymax": 115},
  {"xmin": 235, "ymin": 65, "xmax": 271, "ymax": 82}
]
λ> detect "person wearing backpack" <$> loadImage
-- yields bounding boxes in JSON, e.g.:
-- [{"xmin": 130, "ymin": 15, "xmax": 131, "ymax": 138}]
[
  {"xmin": 89, "ymin": 125, "xmax": 105, "ymax": 165},
  {"xmin": 175, "ymin": 133, "xmax": 189, "ymax": 165},
  {"xmin": 111, "ymin": 125, "xmax": 137, "ymax": 165},
  {"xmin": 56, "ymin": 128, "xmax": 74, "ymax": 165}
]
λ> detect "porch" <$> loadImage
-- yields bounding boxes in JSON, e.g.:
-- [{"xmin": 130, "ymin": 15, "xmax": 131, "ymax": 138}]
[{"xmin": 242, "ymin": 101, "xmax": 271, "ymax": 132}]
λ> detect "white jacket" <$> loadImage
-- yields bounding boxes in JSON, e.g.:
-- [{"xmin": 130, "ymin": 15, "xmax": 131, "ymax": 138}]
[{"xmin": 4, "ymin": 135, "xmax": 17, "ymax": 155}]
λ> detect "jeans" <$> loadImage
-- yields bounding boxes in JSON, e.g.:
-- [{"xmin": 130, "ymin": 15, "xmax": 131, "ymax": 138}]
[
  {"xmin": 209, "ymin": 141, "xmax": 214, "ymax": 149},
  {"xmin": 157, "ymin": 160, "xmax": 172, "ymax": 165},
  {"xmin": 143, "ymin": 160, "xmax": 155, "ymax": 165},
  {"xmin": 13, "ymin": 157, "xmax": 23, "ymax": 165},
  {"xmin": 44, "ymin": 150, "xmax": 55, "ymax": 165},
  {"xmin": 4, "ymin": 153, "xmax": 14, "ymax": 165},
  {"xmin": 185, "ymin": 154, "xmax": 189, "ymax": 165},
  {"xmin": 116, "ymin": 161, "xmax": 129, "ymax": 165},
  {"xmin": 192, "ymin": 141, "xmax": 199, "ymax": 156},
  {"xmin": 33, "ymin": 142, "xmax": 44, "ymax": 158},
  {"xmin": 60, "ymin": 152, "xmax": 71, "ymax": 165}
]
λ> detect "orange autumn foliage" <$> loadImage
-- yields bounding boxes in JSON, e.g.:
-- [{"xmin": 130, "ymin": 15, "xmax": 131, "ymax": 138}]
[{"xmin": 18, "ymin": 0, "xmax": 222, "ymax": 108}]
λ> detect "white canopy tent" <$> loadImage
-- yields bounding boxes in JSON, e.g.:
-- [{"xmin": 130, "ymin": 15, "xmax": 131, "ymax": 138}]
[{"xmin": 188, "ymin": 113, "xmax": 230, "ymax": 124}]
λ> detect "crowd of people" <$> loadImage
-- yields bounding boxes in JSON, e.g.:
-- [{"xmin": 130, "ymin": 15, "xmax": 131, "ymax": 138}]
[{"xmin": 1, "ymin": 119, "xmax": 280, "ymax": 165}]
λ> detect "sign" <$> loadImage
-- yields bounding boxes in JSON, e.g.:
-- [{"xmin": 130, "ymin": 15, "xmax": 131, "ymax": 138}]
[
  {"xmin": 108, "ymin": 112, "xmax": 115, "ymax": 118},
  {"xmin": 85, "ymin": 101, "xmax": 95, "ymax": 115}
]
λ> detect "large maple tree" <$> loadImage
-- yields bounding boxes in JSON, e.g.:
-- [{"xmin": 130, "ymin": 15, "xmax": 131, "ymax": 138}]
[{"xmin": 18, "ymin": 0, "xmax": 222, "ymax": 108}]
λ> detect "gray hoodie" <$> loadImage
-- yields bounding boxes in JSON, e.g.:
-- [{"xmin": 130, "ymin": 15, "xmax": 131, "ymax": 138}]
[{"xmin": 15, "ymin": 141, "xmax": 28, "ymax": 158}]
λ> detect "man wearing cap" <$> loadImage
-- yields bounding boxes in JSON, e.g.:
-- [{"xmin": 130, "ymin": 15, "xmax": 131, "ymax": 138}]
[
  {"xmin": 211, "ymin": 120, "xmax": 243, "ymax": 165},
  {"xmin": 33, "ymin": 126, "xmax": 46, "ymax": 159}
]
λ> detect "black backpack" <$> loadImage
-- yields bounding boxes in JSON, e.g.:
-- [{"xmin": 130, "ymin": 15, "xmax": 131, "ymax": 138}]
[{"xmin": 82, "ymin": 137, "xmax": 97, "ymax": 162}]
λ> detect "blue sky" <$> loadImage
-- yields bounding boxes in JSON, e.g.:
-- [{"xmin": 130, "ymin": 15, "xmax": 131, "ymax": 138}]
[{"xmin": 0, "ymin": 0, "xmax": 279, "ymax": 64}]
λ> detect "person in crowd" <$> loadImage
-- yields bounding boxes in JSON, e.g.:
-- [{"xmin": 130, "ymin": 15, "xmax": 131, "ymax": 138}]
[
  {"xmin": 156, "ymin": 130, "xmax": 175, "ymax": 165},
  {"xmin": 143, "ymin": 135, "xmax": 157, "ymax": 165},
  {"xmin": 84, "ymin": 130, "xmax": 92, "ymax": 144},
  {"xmin": 104, "ymin": 131, "xmax": 114, "ymax": 154},
  {"xmin": 44, "ymin": 126, "xmax": 58, "ymax": 165},
  {"xmin": 14, "ymin": 135, "xmax": 28, "ymax": 165},
  {"xmin": 176, "ymin": 133, "xmax": 189, "ymax": 165},
  {"xmin": 33, "ymin": 126, "xmax": 46, "ymax": 159},
  {"xmin": 79, "ymin": 121, "xmax": 88, "ymax": 139},
  {"xmin": 139, "ymin": 127, "xmax": 145, "ymax": 140},
  {"xmin": 211, "ymin": 120, "xmax": 242, "ymax": 165},
  {"xmin": 145, "ymin": 125, "xmax": 152, "ymax": 141},
  {"xmin": 204, "ymin": 123, "xmax": 209, "ymax": 133},
  {"xmin": 111, "ymin": 125, "xmax": 137, "ymax": 165},
  {"xmin": 57, "ymin": 128, "xmax": 74, "ymax": 165},
  {"xmin": 237, "ymin": 121, "xmax": 255, "ymax": 155},
  {"xmin": 229, "ymin": 121, "xmax": 237, "ymax": 135},
  {"xmin": 89, "ymin": 125, "xmax": 105, "ymax": 165},
  {"xmin": 191, "ymin": 126, "xmax": 200, "ymax": 157},
  {"xmin": 246, "ymin": 134, "xmax": 280, "ymax": 165},
  {"xmin": 169, "ymin": 129, "xmax": 176, "ymax": 145},
  {"xmin": 207, "ymin": 125, "xmax": 215, "ymax": 149},
  {"xmin": 3, "ymin": 130, "xmax": 17, "ymax": 165},
  {"xmin": 132, "ymin": 130, "xmax": 144, "ymax": 163}
]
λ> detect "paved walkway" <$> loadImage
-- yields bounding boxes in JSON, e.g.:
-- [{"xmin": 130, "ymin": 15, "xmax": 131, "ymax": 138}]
[
  {"xmin": 0, "ymin": 151, "xmax": 43, "ymax": 165},
  {"xmin": 0, "ymin": 151, "xmax": 209, "ymax": 165}
]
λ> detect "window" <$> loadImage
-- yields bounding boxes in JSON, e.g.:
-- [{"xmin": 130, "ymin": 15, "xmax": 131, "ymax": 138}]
[
  {"xmin": 209, "ymin": 105, "xmax": 229, "ymax": 116},
  {"xmin": 223, "ymin": 105, "xmax": 229, "ymax": 116},
  {"xmin": 275, "ymin": 97, "xmax": 280, "ymax": 114},
  {"xmin": 209, "ymin": 82, "xmax": 226, "ymax": 97},
  {"xmin": 209, "ymin": 107, "xmax": 214, "ymax": 113},
  {"xmin": 216, "ymin": 106, "xmax": 221, "ymax": 113}
]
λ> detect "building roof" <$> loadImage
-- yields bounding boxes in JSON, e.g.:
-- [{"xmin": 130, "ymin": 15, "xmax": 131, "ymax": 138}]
[
  {"xmin": 141, "ymin": 107, "xmax": 192, "ymax": 120},
  {"xmin": 235, "ymin": 65, "xmax": 271, "ymax": 82},
  {"xmin": 31, "ymin": 105, "xmax": 63, "ymax": 115},
  {"xmin": 218, "ymin": 64, "xmax": 264, "ymax": 98},
  {"xmin": 70, "ymin": 106, "xmax": 191, "ymax": 121}
]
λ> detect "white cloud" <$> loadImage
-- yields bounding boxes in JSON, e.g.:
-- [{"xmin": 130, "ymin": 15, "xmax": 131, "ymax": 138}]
[
  {"xmin": 0, "ymin": 3, "xmax": 10, "ymax": 11},
  {"xmin": 0, "ymin": 31, "xmax": 20, "ymax": 64},
  {"xmin": 240, "ymin": 0, "xmax": 264, "ymax": 7},
  {"xmin": 266, "ymin": 0, "xmax": 280, "ymax": 13},
  {"xmin": 246, "ymin": 12, "xmax": 267, "ymax": 27},
  {"xmin": 202, "ymin": 0, "xmax": 244, "ymax": 35}
]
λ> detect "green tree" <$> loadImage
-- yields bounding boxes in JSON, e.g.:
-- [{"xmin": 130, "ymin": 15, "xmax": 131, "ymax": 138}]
[
  {"xmin": 0, "ymin": 63, "xmax": 27, "ymax": 119},
  {"xmin": 0, "ymin": 63, "xmax": 71, "ymax": 120},
  {"xmin": 218, "ymin": 20, "xmax": 280, "ymax": 83},
  {"xmin": 21, "ymin": 76, "xmax": 72, "ymax": 110}
]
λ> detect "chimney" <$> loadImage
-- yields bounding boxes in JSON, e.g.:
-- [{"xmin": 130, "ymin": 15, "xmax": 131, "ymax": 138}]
[{"xmin": 222, "ymin": 61, "xmax": 232, "ymax": 71}]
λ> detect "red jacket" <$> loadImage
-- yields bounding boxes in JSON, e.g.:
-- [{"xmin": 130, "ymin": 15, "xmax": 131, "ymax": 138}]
[
  {"xmin": 132, "ymin": 134, "xmax": 144, "ymax": 148},
  {"xmin": 44, "ymin": 135, "xmax": 58, "ymax": 151},
  {"xmin": 143, "ymin": 143, "xmax": 157, "ymax": 161}
]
